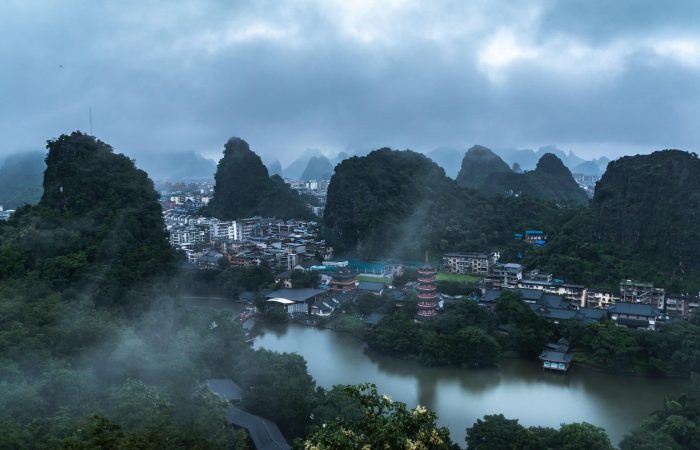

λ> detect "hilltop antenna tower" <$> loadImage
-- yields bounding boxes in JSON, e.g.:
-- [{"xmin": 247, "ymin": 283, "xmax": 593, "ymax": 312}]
[{"xmin": 89, "ymin": 107, "xmax": 93, "ymax": 135}]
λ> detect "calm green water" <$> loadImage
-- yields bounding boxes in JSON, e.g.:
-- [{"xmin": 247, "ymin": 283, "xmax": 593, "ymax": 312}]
[{"xmin": 253, "ymin": 323, "xmax": 687, "ymax": 447}]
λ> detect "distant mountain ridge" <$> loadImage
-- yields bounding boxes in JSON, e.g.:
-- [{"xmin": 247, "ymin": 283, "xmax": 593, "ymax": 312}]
[
  {"xmin": 455, "ymin": 146, "xmax": 588, "ymax": 205},
  {"xmin": 300, "ymin": 155, "xmax": 334, "ymax": 180},
  {"xmin": 423, "ymin": 145, "xmax": 610, "ymax": 180},
  {"xmin": 131, "ymin": 150, "xmax": 216, "ymax": 180},
  {"xmin": 494, "ymin": 145, "xmax": 609, "ymax": 175},
  {"xmin": 284, "ymin": 150, "xmax": 351, "ymax": 179}
]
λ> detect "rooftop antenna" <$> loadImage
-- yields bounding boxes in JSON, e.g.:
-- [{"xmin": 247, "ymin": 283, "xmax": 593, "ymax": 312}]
[
  {"xmin": 425, "ymin": 250, "xmax": 429, "ymax": 264},
  {"xmin": 89, "ymin": 107, "xmax": 93, "ymax": 135}
]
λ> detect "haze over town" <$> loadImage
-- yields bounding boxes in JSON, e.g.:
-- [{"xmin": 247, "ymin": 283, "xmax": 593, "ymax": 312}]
[{"xmin": 3, "ymin": 0, "xmax": 700, "ymax": 163}]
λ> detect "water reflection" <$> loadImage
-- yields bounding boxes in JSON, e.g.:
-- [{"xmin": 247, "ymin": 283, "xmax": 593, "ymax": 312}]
[{"xmin": 253, "ymin": 323, "xmax": 688, "ymax": 446}]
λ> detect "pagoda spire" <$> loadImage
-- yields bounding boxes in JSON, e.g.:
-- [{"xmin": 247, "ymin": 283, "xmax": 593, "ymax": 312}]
[{"xmin": 415, "ymin": 255, "xmax": 438, "ymax": 320}]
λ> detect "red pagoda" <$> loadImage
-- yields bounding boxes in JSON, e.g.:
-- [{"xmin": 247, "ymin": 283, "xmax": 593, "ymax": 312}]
[{"xmin": 416, "ymin": 262, "xmax": 438, "ymax": 320}]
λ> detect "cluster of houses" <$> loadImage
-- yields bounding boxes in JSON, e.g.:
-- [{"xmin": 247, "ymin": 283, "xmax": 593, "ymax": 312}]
[
  {"xmin": 442, "ymin": 252, "xmax": 700, "ymax": 328},
  {"xmin": 265, "ymin": 268, "xmax": 402, "ymax": 319},
  {"xmin": 285, "ymin": 179, "xmax": 330, "ymax": 216},
  {"xmin": 158, "ymin": 180, "xmax": 215, "ymax": 213},
  {"xmin": 164, "ymin": 211, "xmax": 333, "ymax": 271}
]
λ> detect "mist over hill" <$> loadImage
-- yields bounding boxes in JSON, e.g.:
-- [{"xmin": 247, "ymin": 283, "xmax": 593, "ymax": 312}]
[
  {"xmin": 265, "ymin": 159, "xmax": 283, "ymax": 177},
  {"xmin": 130, "ymin": 150, "xmax": 216, "ymax": 181},
  {"xmin": 455, "ymin": 146, "xmax": 588, "ymax": 205},
  {"xmin": 426, "ymin": 147, "xmax": 463, "ymax": 178},
  {"xmin": 494, "ymin": 146, "xmax": 608, "ymax": 175},
  {"xmin": 301, "ymin": 155, "xmax": 334, "ymax": 180},
  {"xmin": 0, "ymin": 151, "xmax": 45, "ymax": 209}
]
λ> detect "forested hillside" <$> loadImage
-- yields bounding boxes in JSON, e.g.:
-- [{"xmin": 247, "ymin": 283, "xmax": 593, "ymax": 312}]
[
  {"xmin": 323, "ymin": 148, "xmax": 574, "ymax": 259},
  {"xmin": 455, "ymin": 145, "xmax": 512, "ymax": 188},
  {"xmin": 529, "ymin": 149, "xmax": 700, "ymax": 291},
  {"xmin": 1, "ymin": 132, "xmax": 177, "ymax": 306},
  {"xmin": 0, "ymin": 132, "xmax": 354, "ymax": 448},
  {"xmin": 205, "ymin": 137, "xmax": 312, "ymax": 220}
]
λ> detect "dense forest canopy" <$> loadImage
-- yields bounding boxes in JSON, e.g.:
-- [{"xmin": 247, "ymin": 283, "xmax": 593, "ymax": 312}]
[
  {"xmin": 205, "ymin": 137, "xmax": 312, "ymax": 220},
  {"xmin": 323, "ymin": 148, "xmax": 575, "ymax": 259},
  {"xmin": 455, "ymin": 145, "xmax": 512, "ymax": 188},
  {"xmin": 1, "ymin": 132, "xmax": 177, "ymax": 306},
  {"xmin": 325, "ymin": 146, "xmax": 700, "ymax": 291},
  {"xmin": 529, "ymin": 149, "xmax": 700, "ymax": 291},
  {"xmin": 0, "ymin": 132, "xmax": 347, "ymax": 448}
]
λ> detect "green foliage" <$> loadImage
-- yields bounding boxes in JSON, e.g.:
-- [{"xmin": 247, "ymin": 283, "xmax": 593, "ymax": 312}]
[
  {"xmin": 324, "ymin": 148, "xmax": 571, "ymax": 259},
  {"xmin": 367, "ymin": 300, "xmax": 500, "ymax": 367},
  {"xmin": 302, "ymin": 383, "xmax": 454, "ymax": 450},
  {"xmin": 205, "ymin": 137, "xmax": 311, "ymax": 220},
  {"xmin": 0, "ymin": 132, "xmax": 177, "ymax": 307},
  {"xmin": 240, "ymin": 350, "xmax": 318, "ymax": 439},
  {"xmin": 0, "ymin": 133, "xmax": 323, "ymax": 448},
  {"xmin": 290, "ymin": 269, "xmax": 320, "ymax": 288},
  {"xmin": 467, "ymin": 414, "xmax": 613, "ymax": 450},
  {"xmin": 455, "ymin": 145, "xmax": 512, "ymax": 188},
  {"xmin": 529, "ymin": 149, "xmax": 700, "ymax": 291},
  {"xmin": 466, "ymin": 414, "xmax": 532, "ymax": 450},
  {"xmin": 393, "ymin": 267, "xmax": 419, "ymax": 285},
  {"xmin": 621, "ymin": 379, "xmax": 700, "ymax": 449},
  {"xmin": 559, "ymin": 315, "xmax": 700, "ymax": 376},
  {"xmin": 495, "ymin": 291, "xmax": 554, "ymax": 357},
  {"xmin": 355, "ymin": 293, "xmax": 383, "ymax": 315}
]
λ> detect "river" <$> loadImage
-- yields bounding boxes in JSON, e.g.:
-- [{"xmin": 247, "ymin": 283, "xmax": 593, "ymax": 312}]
[{"xmin": 252, "ymin": 322, "xmax": 687, "ymax": 447}]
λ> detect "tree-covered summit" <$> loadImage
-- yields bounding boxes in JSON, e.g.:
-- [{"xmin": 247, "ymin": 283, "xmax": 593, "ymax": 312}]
[
  {"xmin": 205, "ymin": 137, "xmax": 311, "ymax": 219},
  {"xmin": 323, "ymin": 147, "xmax": 569, "ymax": 259},
  {"xmin": 455, "ymin": 145, "xmax": 512, "ymax": 188},
  {"xmin": 529, "ymin": 149, "xmax": 700, "ymax": 290},
  {"xmin": 0, "ymin": 131, "xmax": 176, "ymax": 306}
]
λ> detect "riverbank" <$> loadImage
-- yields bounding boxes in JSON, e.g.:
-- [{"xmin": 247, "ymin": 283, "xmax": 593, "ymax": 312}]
[{"xmin": 252, "ymin": 322, "xmax": 688, "ymax": 446}]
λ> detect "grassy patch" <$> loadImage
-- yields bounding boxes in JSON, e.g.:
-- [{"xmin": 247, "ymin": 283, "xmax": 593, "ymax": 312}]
[
  {"xmin": 435, "ymin": 272, "xmax": 481, "ymax": 283},
  {"xmin": 356, "ymin": 275, "xmax": 393, "ymax": 284}
]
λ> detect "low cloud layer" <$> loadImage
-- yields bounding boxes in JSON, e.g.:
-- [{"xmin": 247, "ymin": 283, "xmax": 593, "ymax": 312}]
[{"xmin": 2, "ymin": 0, "xmax": 699, "ymax": 163}]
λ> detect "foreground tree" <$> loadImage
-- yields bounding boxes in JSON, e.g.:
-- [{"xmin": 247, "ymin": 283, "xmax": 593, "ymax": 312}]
[
  {"xmin": 302, "ymin": 383, "xmax": 454, "ymax": 450},
  {"xmin": 467, "ymin": 414, "xmax": 613, "ymax": 450}
]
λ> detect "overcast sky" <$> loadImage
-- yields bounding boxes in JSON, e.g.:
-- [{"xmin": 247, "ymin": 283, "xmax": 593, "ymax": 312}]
[{"xmin": 2, "ymin": 0, "xmax": 700, "ymax": 163}]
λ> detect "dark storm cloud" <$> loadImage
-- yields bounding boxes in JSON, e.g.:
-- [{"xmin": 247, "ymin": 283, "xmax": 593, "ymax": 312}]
[{"xmin": 1, "ymin": 0, "xmax": 699, "ymax": 163}]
